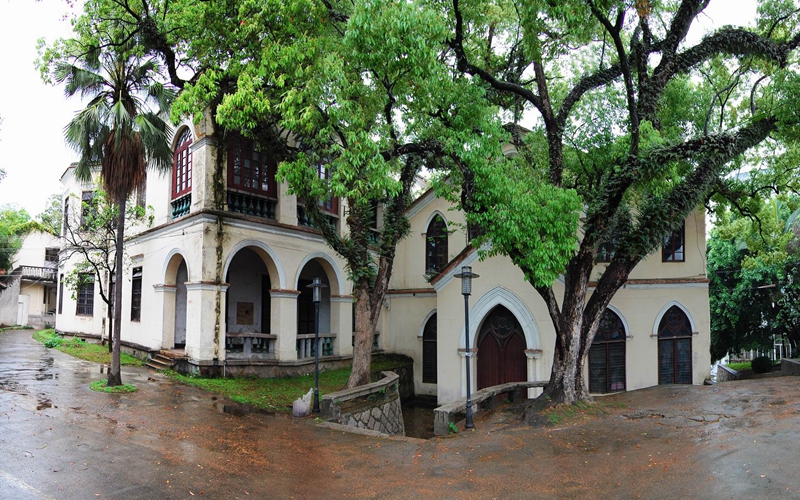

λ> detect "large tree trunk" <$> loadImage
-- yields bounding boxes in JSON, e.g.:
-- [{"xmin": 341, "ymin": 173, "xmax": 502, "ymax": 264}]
[
  {"xmin": 346, "ymin": 286, "xmax": 381, "ymax": 388},
  {"xmin": 107, "ymin": 195, "xmax": 126, "ymax": 387}
]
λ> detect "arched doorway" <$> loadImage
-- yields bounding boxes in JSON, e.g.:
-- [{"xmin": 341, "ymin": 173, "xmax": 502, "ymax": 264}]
[
  {"xmin": 174, "ymin": 260, "xmax": 188, "ymax": 347},
  {"xmin": 422, "ymin": 313, "xmax": 437, "ymax": 384},
  {"xmin": 658, "ymin": 305, "xmax": 693, "ymax": 384},
  {"xmin": 588, "ymin": 309, "xmax": 626, "ymax": 393},
  {"xmin": 477, "ymin": 306, "xmax": 527, "ymax": 390},
  {"xmin": 225, "ymin": 248, "xmax": 272, "ymax": 356},
  {"xmin": 163, "ymin": 252, "xmax": 189, "ymax": 350},
  {"xmin": 296, "ymin": 259, "xmax": 332, "ymax": 357}
]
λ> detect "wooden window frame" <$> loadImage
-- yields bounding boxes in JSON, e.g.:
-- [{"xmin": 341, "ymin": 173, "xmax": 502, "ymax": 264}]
[
  {"xmin": 76, "ymin": 273, "xmax": 94, "ymax": 316},
  {"xmin": 596, "ymin": 239, "xmax": 616, "ymax": 263},
  {"xmin": 588, "ymin": 309, "xmax": 626, "ymax": 393},
  {"xmin": 316, "ymin": 163, "xmax": 339, "ymax": 215},
  {"xmin": 425, "ymin": 215, "xmax": 448, "ymax": 274},
  {"xmin": 227, "ymin": 134, "xmax": 277, "ymax": 198},
  {"xmin": 80, "ymin": 191, "xmax": 96, "ymax": 228},
  {"xmin": 662, "ymin": 221, "xmax": 686, "ymax": 262},
  {"xmin": 173, "ymin": 128, "xmax": 193, "ymax": 199},
  {"xmin": 422, "ymin": 313, "xmax": 437, "ymax": 384}
]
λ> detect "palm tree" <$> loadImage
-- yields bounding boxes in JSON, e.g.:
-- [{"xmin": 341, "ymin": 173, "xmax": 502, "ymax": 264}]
[{"xmin": 57, "ymin": 46, "xmax": 173, "ymax": 386}]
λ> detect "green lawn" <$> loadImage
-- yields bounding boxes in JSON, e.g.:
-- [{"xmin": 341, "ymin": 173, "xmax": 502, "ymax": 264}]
[
  {"xmin": 166, "ymin": 354, "xmax": 411, "ymax": 412},
  {"xmin": 33, "ymin": 329, "xmax": 145, "ymax": 366},
  {"xmin": 725, "ymin": 362, "xmax": 751, "ymax": 371}
]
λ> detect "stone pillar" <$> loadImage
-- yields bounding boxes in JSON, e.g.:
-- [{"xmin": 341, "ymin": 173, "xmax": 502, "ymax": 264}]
[
  {"xmin": 330, "ymin": 295, "xmax": 354, "ymax": 356},
  {"xmin": 270, "ymin": 289, "xmax": 300, "ymax": 361},
  {"xmin": 184, "ymin": 282, "xmax": 228, "ymax": 364},
  {"xmin": 525, "ymin": 348, "xmax": 544, "ymax": 398},
  {"xmin": 276, "ymin": 181, "xmax": 298, "ymax": 226},
  {"xmin": 191, "ymin": 134, "xmax": 219, "ymax": 212},
  {"xmin": 458, "ymin": 348, "xmax": 478, "ymax": 399},
  {"xmin": 153, "ymin": 284, "xmax": 176, "ymax": 349}
]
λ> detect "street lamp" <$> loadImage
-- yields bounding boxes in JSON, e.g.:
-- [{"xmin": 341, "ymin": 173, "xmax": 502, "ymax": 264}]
[
  {"xmin": 454, "ymin": 265, "xmax": 479, "ymax": 429},
  {"xmin": 307, "ymin": 277, "xmax": 327, "ymax": 413}
]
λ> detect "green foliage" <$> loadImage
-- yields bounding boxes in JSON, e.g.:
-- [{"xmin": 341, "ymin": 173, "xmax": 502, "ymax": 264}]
[
  {"xmin": 725, "ymin": 362, "xmax": 751, "ymax": 371},
  {"xmin": 37, "ymin": 194, "xmax": 63, "ymax": 236},
  {"xmin": 448, "ymin": 422, "xmax": 458, "ymax": 434},
  {"xmin": 751, "ymin": 356, "xmax": 773, "ymax": 374},
  {"xmin": 33, "ymin": 329, "xmax": 145, "ymax": 366},
  {"xmin": 0, "ymin": 205, "xmax": 33, "ymax": 271}
]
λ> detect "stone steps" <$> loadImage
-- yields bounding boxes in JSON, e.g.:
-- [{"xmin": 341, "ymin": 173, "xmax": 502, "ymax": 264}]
[{"xmin": 146, "ymin": 353, "xmax": 176, "ymax": 371}]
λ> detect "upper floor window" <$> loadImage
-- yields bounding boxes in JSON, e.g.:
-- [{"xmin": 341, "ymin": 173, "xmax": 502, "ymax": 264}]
[
  {"xmin": 76, "ymin": 273, "xmax": 94, "ymax": 316},
  {"xmin": 80, "ymin": 191, "xmax": 96, "ymax": 228},
  {"xmin": 173, "ymin": 128, "xmax": 192, "ymax": 200},
  {"xmin": 425, "ymin": 215, "xmax": 448, "ymax": 274},
  {"xmin": 227, "ymin": 134, "xmax": 277, "ymax": 198},
  {"xmin": 45, "ymin": 248, "xmax": 59, "ymax": 264},
  {"xmin": 63, "ymin": 197, "xmax": 70, "ymax": 234},
  {"xmin": 662, "ymin": 221, "xmax": 685, "ymax": 262},
  {"xmin": 317, "ymin": 163, "xmax": 339, "ymax": 215},
  {"xmin": 597, "ymin": 239, "xmax": 616, "ymax": 263}
]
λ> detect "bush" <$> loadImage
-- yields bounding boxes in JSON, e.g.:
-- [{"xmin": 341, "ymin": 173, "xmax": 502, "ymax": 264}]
[{"xmin": 751, "ymin": 356, "xmax": 773, "ymax": 374}]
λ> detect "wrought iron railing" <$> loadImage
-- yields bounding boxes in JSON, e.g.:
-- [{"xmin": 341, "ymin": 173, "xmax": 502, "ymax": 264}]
[
  {"xmin": 296, "ymin": 333, "xmax": 336, "ymax": 359},
  {"xmin": 227, "ymin": 191, "xmax": 276, "ymax": 219},
  {"xmin": 171, "ymin": 193, "xmax": 191, "ymax": 219}
]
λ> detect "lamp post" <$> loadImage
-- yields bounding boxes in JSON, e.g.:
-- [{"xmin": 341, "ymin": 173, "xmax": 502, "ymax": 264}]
[
  {"xmin": 307, "ymin": 277, "xmax": 327, "ymax": 413},
  {"xmin": 454, "ymin": 265, "xmax": 479, "ymax": 429}
]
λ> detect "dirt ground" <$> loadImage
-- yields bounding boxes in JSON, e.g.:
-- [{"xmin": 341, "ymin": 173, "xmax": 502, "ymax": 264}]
[{"xmin": 2, "ymin": 329, "xmax": 800, "ymax": 499}]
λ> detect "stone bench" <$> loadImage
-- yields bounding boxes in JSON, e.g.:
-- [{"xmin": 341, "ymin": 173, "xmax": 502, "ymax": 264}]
[{"xmin": 434, "ymin": 381, "xmax": 548, "ymax": 436}]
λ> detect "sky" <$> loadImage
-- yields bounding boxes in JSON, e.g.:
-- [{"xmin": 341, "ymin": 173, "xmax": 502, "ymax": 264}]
[{"xmin": 0, "ymin": 0, "xmax": 758, "ymax": 218}]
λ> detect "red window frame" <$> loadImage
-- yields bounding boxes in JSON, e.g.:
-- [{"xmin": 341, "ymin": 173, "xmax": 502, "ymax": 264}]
[
  {"xmin": 173, "ymin": 128, "xmax": 193, "ymax": 199},
  {"xmin": 317, "ymin": 163, "xmax": 339, "ymax": 215},
  {"xmin": 227, "ymin": 134, "xmax": 277, "ymax": 198}
]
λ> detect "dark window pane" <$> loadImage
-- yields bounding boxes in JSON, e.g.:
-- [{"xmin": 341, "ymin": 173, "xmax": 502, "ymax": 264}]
[{"xmin": 422, "ymin": 314, "xmax": 437, "ymax": 384}]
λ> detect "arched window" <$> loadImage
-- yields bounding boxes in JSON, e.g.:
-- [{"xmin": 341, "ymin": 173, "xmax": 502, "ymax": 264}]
[
  {"xmin": 422, "ymin": 313, "xmax": 437, "ymax": 383},
  {"xmin": 589, "ymin": 309, "xmax": 626, "ymax": 393},
  {"xmin": 425, "ymin": 215, "xmax": 448, "ymax": 274},
  {"xmin": 658, "ymin": 305, "xmax": 693, "ymax": 384},
  {"xmin": 173, "ymin": 128, "xmax": 192, "ymax": 199}
]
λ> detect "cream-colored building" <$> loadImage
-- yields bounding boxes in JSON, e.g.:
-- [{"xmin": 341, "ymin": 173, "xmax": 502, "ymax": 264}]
[{"xmin": 54, "ymin": 115, "xmax": 711, "ymax": 403}]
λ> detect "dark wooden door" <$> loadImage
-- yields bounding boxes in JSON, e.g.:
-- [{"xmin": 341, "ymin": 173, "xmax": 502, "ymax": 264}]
[
  {"xmin": 657, "ymin": 306, "xmax": 693, "ymax": 384},
  {"xmin": 477, "ymin": 307, "xmax": 527, "ymax": 390}
]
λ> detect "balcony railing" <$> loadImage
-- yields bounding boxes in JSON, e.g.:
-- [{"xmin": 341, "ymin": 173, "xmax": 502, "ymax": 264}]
[
  {"xmin": 227, "ymin": 191, "xmax": 276, "ymax": 219},
  {"xmin": 297, "ymin": 205, "xmax": 337, "ymax": 230},
  {"xmin": 297, "ymin": 333, "xmax": 336, "ymax": 359},
  {"xmin": 225, "ymin": 332, "xmax": 277, "ymax": 359},
  {"xmin": 18, "ymin": 266, "xmax": 57, "ymax": 282},
  {"xmin": 171, "ymin": 193, "xmax": 191, "ymax": 219}
]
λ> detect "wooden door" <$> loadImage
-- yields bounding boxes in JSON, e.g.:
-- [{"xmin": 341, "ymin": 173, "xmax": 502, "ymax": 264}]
[{"xmin": 477, "ymin": 306, "xmax": 527, "ymax": 389}]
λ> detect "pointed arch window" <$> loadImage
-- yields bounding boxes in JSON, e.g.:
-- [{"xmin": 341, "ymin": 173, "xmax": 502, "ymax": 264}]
[
  {"xmin": 425, "ymin": 215, "xmax": 448, "ymax": 274},
  {"xmin": 173, "ymin": 128, "xmax": 192, "ymax": 199},
  {"xmin": 422, "ymin": 313, "xmax": 437, "ymax": 384},
  {"xmin": 589, "ymin": 309, "xmax": 626, "ymax": 393},
  {"xmin": 658, "ymin": 305, "xmax": 693, "ymax": 384},
  {"xmin": 662, "ymin": 221, "xmax": 685, "ymax": 262}
]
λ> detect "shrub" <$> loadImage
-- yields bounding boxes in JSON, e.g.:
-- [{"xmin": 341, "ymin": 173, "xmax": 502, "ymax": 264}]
[{"xmin": 751, "ymin": 356, "xmax": 773, "ymax": 374}]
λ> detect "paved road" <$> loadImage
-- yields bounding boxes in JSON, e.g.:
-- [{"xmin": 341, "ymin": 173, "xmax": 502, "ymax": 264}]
[{"xmin": 3, "ymin": 329, "xmax": 800, "ymax": 499}]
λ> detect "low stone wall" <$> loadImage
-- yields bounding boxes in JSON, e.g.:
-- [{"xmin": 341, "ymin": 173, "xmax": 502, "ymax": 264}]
[
  {"xmin": 716, "ymin": 364, "xmax": 740, "ymax": 382},
  {"xmin": 322, "ymin": 371, "xmax": 405, "ymax": 436},
  {"xmin": 434, "ymin": 381, "xmax": 547, "ymax": 436},
  {"xmin": 373, "ymin": 362, "xmax": 414, "ymax": 400},
  {"xmin": 782, "ymin": 358, "xmax": 800, "ymax": 376}
]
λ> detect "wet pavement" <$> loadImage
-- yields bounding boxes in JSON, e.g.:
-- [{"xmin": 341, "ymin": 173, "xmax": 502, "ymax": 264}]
[{"xmin": 3, "ymin": 329, "xmax": 800, "ymax": 499}]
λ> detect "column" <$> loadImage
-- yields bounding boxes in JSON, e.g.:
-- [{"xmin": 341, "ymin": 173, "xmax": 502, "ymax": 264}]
[
  {"xmin": 276, "ymin": 181, "xmax": 298, "ymax": 226},
  {"xmin": 153, "ymin": 284, "xmax": 176, "ymax": 349},
  {"xmin": 458, "ymin": 347, "xmax": 478, "ymax": 399},
  {"xmin": 525, "ymin": 348, "xmax": 544, "ymax": 398},
  {"xmin": 185, "ymin": 282, "xmax": 228, "ymax": 363},
  {"xmin": 270, "ymin": 289, "xmax": 300, "ymax": 361},
  {"xmin": 330, "ymin": 295, "xmax": 354, "ymax": 356}
]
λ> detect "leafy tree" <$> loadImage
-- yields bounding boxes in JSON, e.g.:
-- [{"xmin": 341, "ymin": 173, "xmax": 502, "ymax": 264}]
[
  {"xmin": 37, "ymin": 193, "xmax": 63, "ymax": 236},
  {"xmin": 0, "ymin": 205, "xmax": 33, "ymax": 272},
  {"xmin": 434, "ymin": 0, "xmax": 800, "ymax": 404},
  {"xmin": 41, "ymin": 41, "xmax": 173, "ymax": 387},
  {"xmin": 61, "ymin": 190, "xmax": 149, "ymax": 350}
]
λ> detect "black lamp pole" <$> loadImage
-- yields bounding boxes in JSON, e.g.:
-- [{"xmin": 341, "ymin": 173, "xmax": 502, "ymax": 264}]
[
  {"xmin": 307, "ymin": 277, "xmax": 327, "ymax": 413},
  {"xmin": 455, "ymin": 265, "xmax": 479, "ymax": 429}
]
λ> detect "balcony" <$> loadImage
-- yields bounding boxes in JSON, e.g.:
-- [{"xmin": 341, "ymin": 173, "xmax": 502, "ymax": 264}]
[
  {"xmin": 171, "ymin": 193, "xmax": 191, "ymax": 219},
  {"xmin": 18, "ymin": 266, "xmax": 57, "ymax": 282},
  {"xmin": 297, "ymin": 205, "xmax": 338, "ymax": 230},
  {"xmin": 227, "ymin": 191, "xmax": 276, "ymax": 220}
]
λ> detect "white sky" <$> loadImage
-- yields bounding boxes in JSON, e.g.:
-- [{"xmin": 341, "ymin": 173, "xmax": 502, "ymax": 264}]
[{"xmin": 0, "ymin": 0, "xmax": 757, "ymax": 217}]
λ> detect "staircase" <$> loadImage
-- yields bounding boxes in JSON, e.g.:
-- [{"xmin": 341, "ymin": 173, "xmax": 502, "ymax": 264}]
[{"xmin": 146, "ymin": 350, "xmax": 185, "ymax": 371}]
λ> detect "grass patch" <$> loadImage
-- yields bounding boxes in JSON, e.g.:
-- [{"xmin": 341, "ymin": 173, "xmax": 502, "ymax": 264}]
[
  {"xmin": 725, "ymin": 362, "xmax": 751, "ymax": 371},
  {"xmin": 1, "ymin": 325, "xmax": 33, "ymax": 332},
  {"xmin": 33, "ymin": 329, "xmax": 145, "ymax": 366},
  {"xmin": 543, "ymin": 400, "xmax": 627, "ymax": 426},
  {"xmin": 90, "ymin": 380, "xmax": 138, "ymax": 393},
  {"xmin": 165, "ymin": 354, "xmax": 411, "ymax": 413}
]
